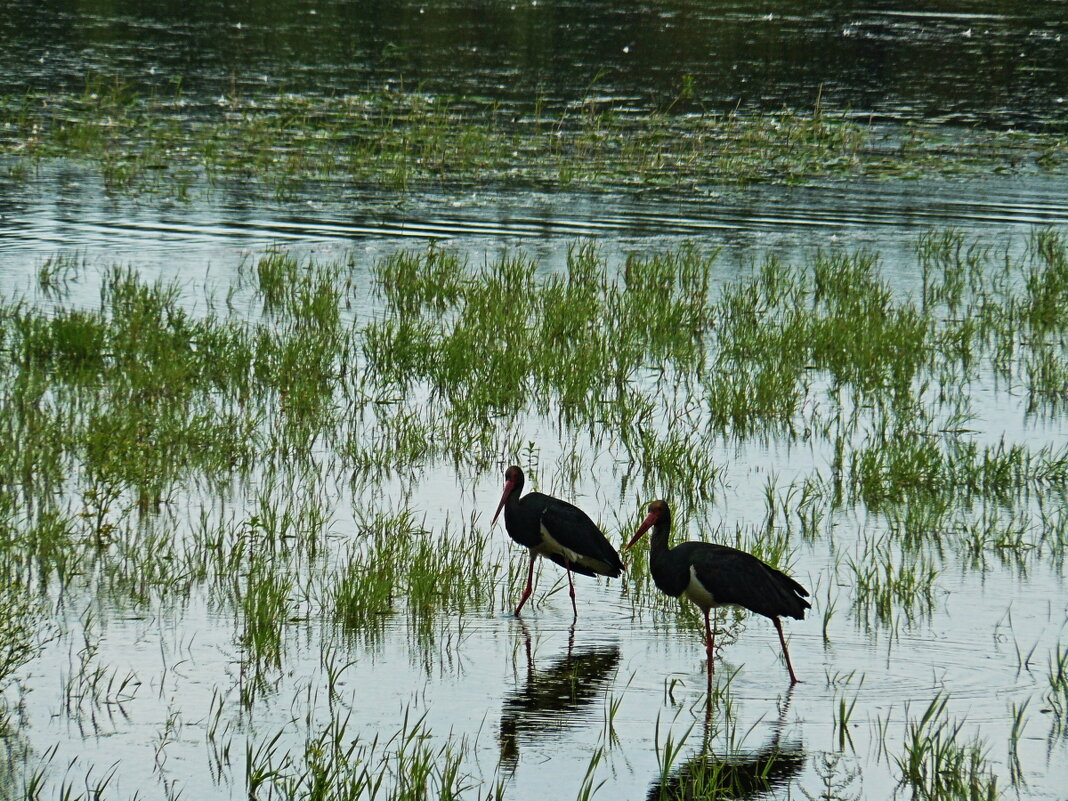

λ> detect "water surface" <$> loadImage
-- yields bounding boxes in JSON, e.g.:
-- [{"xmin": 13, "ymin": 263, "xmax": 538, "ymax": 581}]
[{"xmin": 1, "ymin": 3, "xmax": 1068, "ymax": 801}]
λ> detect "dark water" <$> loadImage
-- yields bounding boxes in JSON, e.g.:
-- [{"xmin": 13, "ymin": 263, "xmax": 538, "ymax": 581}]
[
  {"xmin": 2, "ymin": 3, "xmax": 1068, "ymax": 801},
  {"xmin": 3, "ymin": 0, "xmax": 1067, "ymax": 127}
]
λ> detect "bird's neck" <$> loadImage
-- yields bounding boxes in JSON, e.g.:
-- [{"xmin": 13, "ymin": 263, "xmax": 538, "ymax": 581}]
[
  {"xmin": 506, "ymin": 478, "xmax": 526, "ymax": 507},
  {"xmin": 650, "ymin": 524, "xmax": 671, "ymax": 558}
]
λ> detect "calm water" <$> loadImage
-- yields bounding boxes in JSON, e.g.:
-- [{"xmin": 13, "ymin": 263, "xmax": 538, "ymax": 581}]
[{"xmin": 2, "ymin": 3, "xmax": 1068, "ymax": 800}]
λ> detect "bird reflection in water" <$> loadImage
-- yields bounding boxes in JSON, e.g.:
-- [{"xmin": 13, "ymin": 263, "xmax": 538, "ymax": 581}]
[
  {"xmin": 499, "ymin": 623, "xmax": 621, "ymax": 771},
  {"xmin": 646, "ymin": 688, "xmax": 804, "ymax": 801}
]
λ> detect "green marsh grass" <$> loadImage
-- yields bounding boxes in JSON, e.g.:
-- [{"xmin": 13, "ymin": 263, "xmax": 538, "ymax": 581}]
[
  {"xmin": 708, "ymin": 250, "xmax": 931, "ymax": 438},
  {"xmin": 849, "ymin": 432, "xmax": 1068, "ymax": 512},
  {"xmin": 60, "ymin": 609, "xmax": 140, "ymax": 723},
  {"xmin": 247, "ymin": 707, "xmax": 493, "ymax": 801},
  {"xmin": 236, "ymin": 546, "xmax": 293, "ymax": 669},
  {"xmin": 848, "ymin": 536, "xmax": 939, "ymax": 631},
  {"xmin": 23, "ymin": 747, "xmax": 120, "ymax": 801},
  {"xmin": 895, "ymin": 695, "xmax": 1000, "ymax": 801},
  {"xmin": 6, "ymin": 78, "xmax": 1064, "ymax": 198},
  {"xmin": 2, "ymin": 236, "xmax": 1065, "ymax": 579},
  {"xmin": 0, "ymin": 576, "xmax": 40, "ymax": 687},
  {"xmin": 406, "ymin": 522, "xmax": 501, "ymax": 619},
  {"xmin": 3, "ymin": 229, "xmax": 1068, "ymax": 797},
  {"xmin": 326, "ymin": 506, "xmax": 501, "ymax": 648},
  {"xmin": 1007, "ymin": 699, "xmax": 1028, "ymax": 786},
  {"xmin": 1046, "ymin": 643, "xmax": 1068, "ymax": 734},
  {"xmin": 653, "ymin": 712, "xmax": 696, "ymax": 792},
  {"xmin": 648, "ymin": 674, "xmax": 805, "ymax": 801},
  {"xmin": 1023, "ymin": 229, "xmax": 1068, "ymax": 333},
  {"xmin": 330, "ymin": 536, "xmax": 399, "ymax": 640},
  {"xmin": 649, "ymin": 740, "xmax": 806, "ymax": 801},
  {"xmin": 834, "ymin": 693, "xmax": 859, "ymax": 751}
]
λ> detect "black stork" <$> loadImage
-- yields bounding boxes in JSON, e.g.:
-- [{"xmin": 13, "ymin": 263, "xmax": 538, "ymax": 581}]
[
  {"xmin": 492, "ymin": 465, "xmax": 624, "ymax": 617},
  {"xmin": 626, "ymin": 499, "xmax": 809, "ymax": 684}
]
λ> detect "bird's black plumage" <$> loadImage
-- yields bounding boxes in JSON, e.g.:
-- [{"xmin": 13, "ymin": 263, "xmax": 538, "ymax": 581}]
[
  {"xmin": 653, "ymin": 541, "xmax": 809, "ymax": 621},
  {"xmin": 627, "ymin": 499, "xmax": 809, "ymax": 683},
  {"xmin": 492, "ymin": 466, "xmax": 623, "ymax": 616}
]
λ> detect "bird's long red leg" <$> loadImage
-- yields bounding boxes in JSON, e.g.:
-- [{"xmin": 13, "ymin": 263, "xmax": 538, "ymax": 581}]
[
  {"xmin": 565, "ymin": 559, "xmax": 577, "ymax": 618},
  {"xmin": 514, "ymin": 552, "xmax": 537, "ymax": 616},
  {"xmin": 773, "ymin": 617, "xmax": 800, "ymax": 684},
  {"xmin": 704, "ymin": 609, "xmax": 716, "ymax": 670}
]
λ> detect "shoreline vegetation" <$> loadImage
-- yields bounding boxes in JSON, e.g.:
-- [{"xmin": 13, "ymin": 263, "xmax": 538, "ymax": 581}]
[{"xmin": 1, "ymin": 75, "xmax": 1065, "ymax": 197}]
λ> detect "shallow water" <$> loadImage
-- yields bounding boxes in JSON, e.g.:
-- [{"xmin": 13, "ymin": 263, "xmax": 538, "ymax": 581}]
[
  {"xmin": 3, "ymin": 2, "xmax": 1068, "ymax": 800},
  {"xmin": 5, "ymin": 164, "xmax": 1068, "ymax": 293},
  {"xmin": 4, "ymin": 171, "xmax": 1068, "ymax": 798}
]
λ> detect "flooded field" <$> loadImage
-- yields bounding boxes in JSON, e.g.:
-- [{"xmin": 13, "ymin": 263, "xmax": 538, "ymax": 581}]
[{"xmin": 2, "ymin": 2, "xmax": 1068, "ymax": 800}]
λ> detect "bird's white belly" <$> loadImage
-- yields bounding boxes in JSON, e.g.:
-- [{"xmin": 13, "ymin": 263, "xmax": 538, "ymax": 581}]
[
  {"xmin": 535, "ymin": 526, "xmax": 583, "ymax": 564},
  {"xmin": 683, "ymin": 566, "xmax": 729, "ymax": 611}
]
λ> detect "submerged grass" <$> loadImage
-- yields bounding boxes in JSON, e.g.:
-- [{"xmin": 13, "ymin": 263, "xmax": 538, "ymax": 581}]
[
  {"xmin": 2, "ymin": 76, "xmax": 1065, "ymax": 197},
  {"xmin": 848, "ymin": 536, "xmax": 940, "ymax": 631},
  {"xmin": 0, "ymin": 575, "xmax": 40, "ymax": 688},
  {"xmin": 329, "ymin": 508, "xmax": 502, "ymax": 646}
]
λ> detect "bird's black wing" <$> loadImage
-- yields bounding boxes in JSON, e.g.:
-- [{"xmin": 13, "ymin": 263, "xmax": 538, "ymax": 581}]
[
  {"xmin": 535, "ymin": 493, "xmax": 624, "ymax": 577},
  {"xmin": 678, "ymin": 542, "xmax": 810, "ymax": 620}
]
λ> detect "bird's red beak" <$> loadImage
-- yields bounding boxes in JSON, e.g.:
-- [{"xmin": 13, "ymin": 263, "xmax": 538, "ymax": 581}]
[
  {"xmin": 491, "ymin": 479, "xmax": 516, "ymax": 526},
  {"xmin": 626, "ymin": 510, "xmax": 658, "ymax": 550}
]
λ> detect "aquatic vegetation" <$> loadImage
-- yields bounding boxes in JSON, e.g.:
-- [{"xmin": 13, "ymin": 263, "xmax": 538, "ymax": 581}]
[
  {"xmin": 895, "ymin": 695, "xmax": 1000, "ymax": 801},
  {"xmin": 648, "ymin": 739, "xmax": 806, "ymax": 801},
  {"xmin": 1023, "ymin": 229, "xmax": 1068, "ymax": 333},
  {"xmin": 1047, "ymin": 644, "xmax": 1068, "ymax": 734},
  {"xmin": 848, "ymin": 536, "xmax": 939, "ymax": 630},
  {"xmin": 0, "ymin": 576, "xmax": 40, "ymax": 688},
  {"xmin": 2, "ymin": 79, "xmax": 1064, "ymax": 198},
  {"xmin": 1, "ymin": 229, "xmax": 1067, "ymax": 798},
  {"xmin": 235, "ymin": 546, "xmax": 293, "ymax": 669},
  {"xmin": 329, "ymin": 530, "xmax": 400, "ymax": 639},
  {"xmin": 246, "ymin": 706, "xmax": 496, "ymax": 801},
  {"xmin": 834, "ymin": 693, "xmax": 859, "ymax": 751},
  {"xmin": 60, "ymin": 609, "xmax": 140, "ymax": 722},
  {"xmin": 2, "ymin": 0, "xmax": 1068, "ymax": 793}
]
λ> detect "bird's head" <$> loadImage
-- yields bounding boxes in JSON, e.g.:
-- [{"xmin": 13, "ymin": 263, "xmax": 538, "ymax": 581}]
[
  {"xmin": 626, "ymin": 499, "xmax": 669, "ymax": 550},
  {"xmin": 491, "ymin": 465, "xmax": 525, "ymax": 526}
]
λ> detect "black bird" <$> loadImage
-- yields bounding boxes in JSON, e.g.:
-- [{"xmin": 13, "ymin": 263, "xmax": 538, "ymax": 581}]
[
  {"xmin": 492, "ymin": 465, "xmax": 624, "ymax": 616},
  {"xmin": 626, "ymin": 499, "xmax": 809, "ymax": 683}
]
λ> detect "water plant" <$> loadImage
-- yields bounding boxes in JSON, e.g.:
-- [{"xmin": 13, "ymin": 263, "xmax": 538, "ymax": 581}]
[
  {"xmin": 1007, "ymin": 698, "xmax": 1028, "ymax": 786},
  {"xmin": 246, "ymin": 707, "xmax": 492, "ymax": 801},
  {"xmin": 848, "ymin": 535, "xmax": 939, "ymax": 630},
  {"xmin": 834, "ymin": 694, "xmax": 858, "ymax": 751},
  {"xmin": 895, "ymin": 695, "xmax": 1000, "ymax": 801},
  {"xmin": 5, "ymin": 78, "xmax": 1063, "ymax": 199},
  {"xmin": 1, "ymin": 227, "xmax": 1067, "ymax": 799},
  {"xmin": 0, "ymin": 577, "xmax": 41, "ymax": 687},
  {"xmin": 1046, "ymin": 643, "xmax": 1068, "ymax": 734}
]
